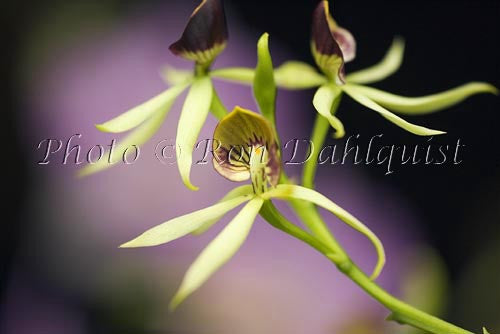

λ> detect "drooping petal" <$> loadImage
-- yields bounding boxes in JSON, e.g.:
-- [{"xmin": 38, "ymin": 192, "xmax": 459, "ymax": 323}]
[
  {"xmin": 345, "ymin": 82, "xmax": 498, "ymax": 115},
  {"xmin": 210, "ymin": 67, "xmax": 255, "ymax": 84},
  {"xmin": 313, "ymin": 84, "xmax": 345, "ymax": 138},
  {"xmin": 119, "ymin": 194, "xmax": 252, "ymax": 248},
  {"xmin": 176, "ymin": 76, "xmax": 213, "ymax": 191},
  {"xmin": 96, "ymin": 82, "xmax": 189, "ymax": 133},
  {"xmin": 342, "ymin": 85, "xmax": 446, "ymax": 136},
  {"xmin": 274, "ymin": 61, "xmax": 327, "ymax": 90},
  {"xmin": 78, "ymin": 100, "xmax": 172, "ymax": 177},
  {"xmin": 311, "ymin": 0, "xmax": 345, "ymax": 83},
  {"xmin": 212, "ymin": 107, "xmax": 281, "ymax": 190},
  {"xmin": 169, "ymin": 197, "xmax": 264, "ymax": 310},
  {"xmin": 192, "ymin": 184, "xmax": 253, "ymax": 235},
  {"xmin": 253, "ymin": 33, "xmax": 277, "ymax": 122},
  {"xmin": 262, "ymin": 184, "xmax": 385, "ymax": 280},
  {"xmin": 346, "ymin": 38, "xmax": 405, "ymax": 84},
  {"xmin": 169, "ymin": 0, "xmax": 228, "ymax": 66}
]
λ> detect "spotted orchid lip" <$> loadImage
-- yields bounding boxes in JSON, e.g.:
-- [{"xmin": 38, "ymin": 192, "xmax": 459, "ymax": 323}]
[
  {"xmin": 212, "ymin": 107, "xmax": 281, "ymax": 189},
  {"xmin": 169, "ymin": 0, "xmax": 228, "ymax": 66},
  {"xmin": 311, "ymin": 0, "xmax": 356, "ymax": 83}
]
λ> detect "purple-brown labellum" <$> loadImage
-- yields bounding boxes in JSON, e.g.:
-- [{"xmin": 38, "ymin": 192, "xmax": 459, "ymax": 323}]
[
  {"xmin": 169, "ymin": 0, "xmax": 228, "ymax": 66},
  {"xmin": 331, "ymin": 26, "xmax": 356, "ymax": 63},
  {"xmin": 212, "ymin": 107, "xmax": 281, "ymax": 188},
  {"xmin": 311, "ymin": 0, "xmax": 356, "ymax": 83}
]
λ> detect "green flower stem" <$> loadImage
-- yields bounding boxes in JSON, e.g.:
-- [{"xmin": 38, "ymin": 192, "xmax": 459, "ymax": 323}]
[
  {"xmin": 302, "ymin": 113, "xmax": 330, "ymax": 188},
  {"xmin": 261, "ymin": 200, "xmax": 475, "ymax": 334},
  {"xmin": 278, "ymin": 173, "xmax": 345, "ymax": 258},
  {"xmin": 260, "ymin": 200, "xmax": 332, "ymax": 256},
  {"xmin": 341, "ymin": 262, "xmax": 474, "ymax": 334},
  {"xmin": 290, "ymin": 99, "xmax": 347, "ymax": 257},
  {"xmin": 270, "ymin": 97, "xmax": 475, "ymax": 334},
  {"xmin": 275, "ymin": 97, "xmax": 346, "ymax": 259}
]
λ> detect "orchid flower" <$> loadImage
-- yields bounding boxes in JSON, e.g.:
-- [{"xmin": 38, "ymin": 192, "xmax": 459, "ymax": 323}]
[
  {"xmin": 201, "ymin": 0, "xmax": 497, "ymax": 138},
  {"xmin": 120, "ymin": 106, "xmax": 385, "ymax": 309},
  {"xmin": 78, "ymin": 0, "xmax": 229, "ymax": 191}
]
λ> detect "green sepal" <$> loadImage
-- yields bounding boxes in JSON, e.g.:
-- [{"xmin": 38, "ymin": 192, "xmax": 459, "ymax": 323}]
[
  {"xmin": 253, "ymin": 33, "xmax": 277, "ymax": 123},
  {"xmin": 169, "ymin": 197, "xmax": 263, "ymax": 310}
]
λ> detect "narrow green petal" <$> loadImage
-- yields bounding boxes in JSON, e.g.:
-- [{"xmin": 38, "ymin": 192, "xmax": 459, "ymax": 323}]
[
  {"xmin": 483, "ymin": 328, "xmax": 490, "ymax": 334},
  {"xmin": 119, "ymin": 195, "xmax": 252, "ymax": 248},
  {"xmin": 263, "ymin": 184, "xmax": 386, "ymax": 280},
  {"xmin": 274, "ymin": 61, "xmax": 327, "ymax": 90},
  {"xmin": 253, "ymin": 33, "xmax": 277, "ymax": 121},
  {"xmin": 342, "ymin": 85, "xmax": 446, "ymax": 136},
  {"xmin": 192, "ymin": 185, "xmax": 253, "ymax": 235},
  {"xmin": 313, "ymin": 85, "xmax": 345, "ymax": 138},
  {"xmin": 346, "ymin": 83, "xmax": 498, "ymax": 115},
  {"xmin": 209, "ymin": 87, "xmax": 228, "ymax": 120},
  {"xmin": 176, "ymin": 76, "xmax": 213, "ymax": 191},
  {"xmin": 96, "ymin": 83, "xmax": 189, "ymax": 133},
  {"xmin": 160, "ymin": 66, "xmax": 193, "ymax": 86},
  {"xmin": 78, "ymin": 102, "xmax": 170, "ymax": 177},
  {"xmin": 210, "ymin": 67, "xmax": 254, "ymax": 84},
  {"xmin": 346, "ymin": 38, "xmax": 405, "ymax": 84},
  {"xmin": 169, "ymin": 197, "xmax": 263, "ymax": 310}
]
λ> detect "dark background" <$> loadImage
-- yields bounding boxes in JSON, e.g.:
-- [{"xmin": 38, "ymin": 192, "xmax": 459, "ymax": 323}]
[{"xmin": 3, "ymin": 0, "xmax": 499, "ymax": 331}]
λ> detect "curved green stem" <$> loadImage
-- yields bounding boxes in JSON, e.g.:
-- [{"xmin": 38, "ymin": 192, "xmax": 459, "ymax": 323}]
[
  {"xmin": 342, "ymin": 263, "xmax": 474, "ymax": 334},
  {"xmin": 275, "ymin": 97, "xmax": 475, "ymax": 334},
  {"xmin": 302, "ymin": 113, "xmax": 330, "ymax": 189},
  {"xmin": 291, "ymin": 103, "xmax": 347, "ymax": 257},
  {"xmin": 261, "ymin": 198, "xmax": 475, "ymax": 334},
  {"xmin": 260, "ymin": 200, "xmax": 332, "ymax": 256}
]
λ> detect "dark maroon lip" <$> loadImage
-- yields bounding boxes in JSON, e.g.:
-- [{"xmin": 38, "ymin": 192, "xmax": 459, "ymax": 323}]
[
  {"xmin": 311, "ymin": 1, "xmax": 344, "ymax": 61},
  {"xmin": 169, "ymin": 0, "xmax": 228, "ymax": 61}
]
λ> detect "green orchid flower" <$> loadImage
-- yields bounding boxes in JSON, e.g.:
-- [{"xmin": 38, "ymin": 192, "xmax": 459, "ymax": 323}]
[
  {"xmin": 202, "ymin": 0, "xmax": 497, "ymax": 138},
  {"xmin": 78, "ymin": 0, "xmax": 229, "ymax": 191},
  {"xmin": 120, "ymin": 106, "xmax": 385, "ymax": 310}
]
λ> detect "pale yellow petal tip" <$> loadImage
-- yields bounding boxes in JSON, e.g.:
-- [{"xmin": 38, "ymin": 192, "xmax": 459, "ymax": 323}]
[
  {"xmin": 76, "ymin": 167, "xmax": 91, "ymax": 179},
  {"xmin": 183, "ymin": 179, "xmax": 200, "ymax": 192},
  {"xmin": 168, "ymin": 293, "xmax": 185, "ymax": 312},
  {"xmin": 416, "ymin": 129, "xmax": 446, "ymax": 136},
  {"xmin": 259, "ymin": 32, "xmax": 270, "ymax": 42},
  {"xmin": 431, "ymin": 130, "xmax": 447, "ymax": 136},
  {"xmin": 118, "ymin": 239, "xmax": 139, "ymax": 248},
  {"xmin": 487, "ymin": 85, "xmax": 499, "ymax": 95},
  {"xmin": 393, "ymin": 36, "xmax": 405, "ymax": 47},
  {"xmin": 332, "ymin": 129, "xmax": 345, "ymax": 139},
  {"xmin": 470, "ymin": 82, "xmax": 498, "ymax": 96},
  {"xmin": 369, "ymin": 249, "xmax": 386, "ymax": 281},
  {"xmin": 95, "ymin": 123, "xmax": 113, "ymax": 133},
  {"xmin": 369, "ymin": 259, "xmax": 385, "ymax": 281},
  {"xmin": 483, "ymin": 327, "xmax": 490, "ymax": 334}
]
